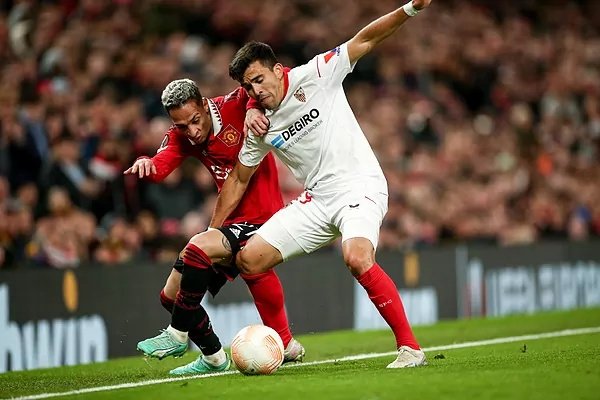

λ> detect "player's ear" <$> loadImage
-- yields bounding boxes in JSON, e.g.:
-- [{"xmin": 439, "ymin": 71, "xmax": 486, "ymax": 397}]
[
  {"xmin": 202, "ymin": 97, "xmax": 209, "ymax": 112},
  {"xmin": 273, "ymin": 63, "xmax": 284, "ymax": 79}
]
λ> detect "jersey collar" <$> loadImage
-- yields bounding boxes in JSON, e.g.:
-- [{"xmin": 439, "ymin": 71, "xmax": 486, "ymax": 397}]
[
  {"xmin": 282, "ymin": 69, "xmax": 289, "ymax": 100},
  {"xmin": 266, "ymin": 69, "xmax": 290, "ymax": 116},
  {"xmin": 207, "ymin": 98, "xmax": 223, "ymax": 136}
]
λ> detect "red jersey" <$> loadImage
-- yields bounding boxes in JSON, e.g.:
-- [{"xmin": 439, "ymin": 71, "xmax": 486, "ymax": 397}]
[{"xmin": 144, "ymin": 87, "xmax": 283, "ymax": 225}]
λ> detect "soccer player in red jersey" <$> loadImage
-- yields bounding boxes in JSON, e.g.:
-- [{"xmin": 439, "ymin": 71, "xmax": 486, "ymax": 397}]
[{"xmin": 125, "ymin": 79, "xmax": 304, "ymax": 375}]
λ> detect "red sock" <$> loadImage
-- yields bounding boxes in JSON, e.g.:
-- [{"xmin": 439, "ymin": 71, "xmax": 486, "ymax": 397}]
[
  {"xmin": 182, "ymin": 243, "xmax": 212, "ymax": 269},
  {"xmin": 159, "ymin": 289, "xmax": 174, "ymax": 313},
  {"xmin": 356, "ymin": 263, "xmax": 420, "ymax": 350},
  {"xmin": 241, "ymin": 270, "xmax": 293, "ymax": 347}
]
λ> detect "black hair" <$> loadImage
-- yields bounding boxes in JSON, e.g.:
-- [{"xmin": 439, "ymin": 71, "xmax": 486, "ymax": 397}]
[{"xmin": 229, "ymin": 41, "xmax": 279, "ymax": 83}]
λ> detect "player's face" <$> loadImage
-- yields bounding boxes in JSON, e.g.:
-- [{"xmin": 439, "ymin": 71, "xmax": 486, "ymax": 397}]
[
  {"xmin": 169, "ymin": 98, "xmax": 212, "ymax": 145},
  {"xmin": 242, "ymin": 61, "xmax": 285, "ymax": 110}
]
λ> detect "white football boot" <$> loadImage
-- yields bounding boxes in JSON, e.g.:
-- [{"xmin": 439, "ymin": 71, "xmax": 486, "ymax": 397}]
[
  {"xmin": 283, "ymin": 338, "xmax": 306, "ymax": 364},
  {"xmin": 386, "ymin": 346, "xmax": 428, "ymax": 368}
]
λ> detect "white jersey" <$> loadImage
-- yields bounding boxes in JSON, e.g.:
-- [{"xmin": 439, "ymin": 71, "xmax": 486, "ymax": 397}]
[{"xmin": 238, "ymin": 42, "xmax": 387, "ymax": 195}]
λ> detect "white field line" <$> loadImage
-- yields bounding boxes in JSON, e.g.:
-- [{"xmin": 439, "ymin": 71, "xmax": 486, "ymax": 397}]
[{"xmin": 8, "ymin": 326, "xmax": 600, "ymax": 400}]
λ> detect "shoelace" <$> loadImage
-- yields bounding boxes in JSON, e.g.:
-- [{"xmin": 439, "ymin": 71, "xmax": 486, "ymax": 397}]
[
  {"xmin": 152, "ymin": 330, "xmax": 179, "ymax": 348},
  {"xmin": 192, "ymin": 357, "xmax": 226, "ymax": 370},
  {"xmin": 183, "ymin": 358, "xmax": 205, "ymax": 370}
]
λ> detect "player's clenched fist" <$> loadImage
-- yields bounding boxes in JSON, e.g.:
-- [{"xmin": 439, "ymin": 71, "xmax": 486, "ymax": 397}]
[
  {"xmin": 244, "ymin": 108, "xmax": 270, "ymax": 137},
  {"xmin": 123, "ymin": 157, "xmax": 157, "ymax": 178}
]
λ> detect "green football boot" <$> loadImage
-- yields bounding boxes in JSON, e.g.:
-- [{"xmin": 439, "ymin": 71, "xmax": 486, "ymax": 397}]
[
  {"xmin": 137, "ymin": 329, "xmax": 188, "ymax": 360},
  {"xmin": 169, "ymin": 354, "xmax": 231, "ymax": 375}
]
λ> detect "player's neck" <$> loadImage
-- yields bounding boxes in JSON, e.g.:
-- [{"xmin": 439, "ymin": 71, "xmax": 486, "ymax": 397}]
[{"xmin": 280, "ymin": 70, "xmax": 290, "ymax": 103}]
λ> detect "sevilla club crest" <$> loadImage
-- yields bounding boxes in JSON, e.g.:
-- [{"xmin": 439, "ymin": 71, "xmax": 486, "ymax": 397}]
[
  {"xmin": 218, "ymin": 125, "xmax": 241, "ymax": 147},
  {"xmin": 294, "ymin": 87, "xmax": 306, "ymax": 102}
]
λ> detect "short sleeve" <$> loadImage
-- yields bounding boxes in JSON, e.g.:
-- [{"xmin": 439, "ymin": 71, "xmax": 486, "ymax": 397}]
[
  {"xmin": 238, "ymin": 134, "xmax": 271, "ymax": 167},
  {"xmin": 311, "ymin": 41, "xmax": 355, "ymax": 86}
]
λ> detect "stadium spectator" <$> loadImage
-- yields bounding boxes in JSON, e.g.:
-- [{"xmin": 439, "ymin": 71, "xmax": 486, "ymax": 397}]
[
  {"xmin": 27, "ymin": 186, "xmax": 96, "ymax": 268},
  {"xmin": 93, "ymin": 214, "xmax": 142, "ymax": 264},
  {"xmin": 0, "ymin": 0, "xmax": 598, "ymax": 268}
]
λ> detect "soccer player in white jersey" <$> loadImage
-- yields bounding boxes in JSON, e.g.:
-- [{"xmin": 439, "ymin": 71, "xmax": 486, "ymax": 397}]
[{"xmin": 211, "ymin": 0, "xmax": 432, "ymax": 368}]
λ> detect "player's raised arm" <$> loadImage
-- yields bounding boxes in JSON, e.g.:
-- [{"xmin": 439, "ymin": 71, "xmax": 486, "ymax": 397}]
[
  {"xmin": 123, "ymin": 127, "xmax": 187, "ymax": 182},
  {"xmin": 347, "ymin": 0, "xmax": 431, "ymax": 65},
  {"xmin": 209, "ymin": 161, "xmax": 259, "ymax": 228}
]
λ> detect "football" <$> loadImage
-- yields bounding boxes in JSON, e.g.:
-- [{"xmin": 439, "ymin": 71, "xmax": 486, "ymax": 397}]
[{"xmin": 230, "ymin": 325, "xmax": 285, "ymax": 375}]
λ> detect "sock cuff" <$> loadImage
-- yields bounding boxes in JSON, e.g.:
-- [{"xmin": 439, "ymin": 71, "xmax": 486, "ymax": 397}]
[
  {"xmin": 183, "ymin": 243, "xmax": 212, "ymax": 268},
  {"xmin": 240, "ymin": 270, "xmax": 274, "ymax": 282},
  {"xmin": 166, "ymin": 325, "xmax": 188, "ymax": 343},
  {"xmin": 160, "ymin": 289, "xmax": 174, "ymax": 305},
  {"xmin": 356, "ymin": 263, "xmax": 384, "ymax": 287}
]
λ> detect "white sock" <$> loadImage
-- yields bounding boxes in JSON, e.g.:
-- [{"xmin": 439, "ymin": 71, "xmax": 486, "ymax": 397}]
[
  {"xmin": 204, "ymin": 348, "xmax": 227, "ymax": 366},
  {"xmin": 166, "ymin": 325, "xmax": 188, "ymax": 343}
]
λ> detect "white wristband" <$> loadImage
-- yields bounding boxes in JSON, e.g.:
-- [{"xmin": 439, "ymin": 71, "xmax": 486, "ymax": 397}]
[{"xmin": 402, "ymin": 1, "xmax": 419, "ymax": 17}]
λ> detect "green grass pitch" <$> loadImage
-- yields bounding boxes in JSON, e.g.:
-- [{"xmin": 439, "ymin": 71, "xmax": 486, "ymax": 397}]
[{"xmin": 2, "ymin": 307, "xmax": 599, "ymax": 400}]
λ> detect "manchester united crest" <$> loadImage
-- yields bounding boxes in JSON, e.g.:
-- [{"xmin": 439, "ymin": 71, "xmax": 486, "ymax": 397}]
[
  {"xmin": 218, "ymin": 125, "xmax": 241, "ymax": 147},
  {"xmin": 294, "ymin": 87, "xmax": 306, "ymax": 102}
]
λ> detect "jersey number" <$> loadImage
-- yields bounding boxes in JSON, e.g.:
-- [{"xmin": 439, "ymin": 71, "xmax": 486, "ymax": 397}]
[{"xmin": 298, "ymin": 191, "xmax": 313, "ymax": 205}]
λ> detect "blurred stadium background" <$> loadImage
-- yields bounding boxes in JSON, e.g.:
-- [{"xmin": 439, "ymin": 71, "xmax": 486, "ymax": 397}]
[{"xmin": 1, "ymin": 0, "xmax": 600, "ymax": 374}]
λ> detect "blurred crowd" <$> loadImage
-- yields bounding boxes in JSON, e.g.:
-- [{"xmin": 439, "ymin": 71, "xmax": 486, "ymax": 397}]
[{"xmin": 1, "ymin": 0, "xmax": 599, "ymax": 268}]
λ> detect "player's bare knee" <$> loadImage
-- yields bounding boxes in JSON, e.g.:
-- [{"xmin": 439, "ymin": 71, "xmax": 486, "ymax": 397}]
[
  {"xmin": 162, "ymin": 284, "xmax": 176, "ymax": 299},
  {"xmin": 343, "ymin": 238, "xmax": 376, "ymax": 276},
  {"xmin": 187, "ymin": 230, "xmax": 229, "ymax": 262},
  {"xmin": 188, "ymin": 232, "xmax": 206, "ymax": 248},
  {"xmin": 236, "ymin": 250, "xmax": 266, "ymax": 275},
  {"xmin": 236, "ymin": 251, "xmax": 254, "ymax": 275},
  {"xmin": 163, "ymin": 269, "xmax": 181, "ymax": 299},
  {"xmin": 343, "ymin": 252, "xmax": 374, "ymax": 276}
]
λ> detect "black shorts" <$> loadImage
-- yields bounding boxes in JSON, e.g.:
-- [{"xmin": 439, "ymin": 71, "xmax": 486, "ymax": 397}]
[
  {"xmin": 217, "ymin": 222, "xmax": 261, "ymax": 254},
  {"xmin": 171, "ymin": 222, "xmax": 262, "ymax": 296}
]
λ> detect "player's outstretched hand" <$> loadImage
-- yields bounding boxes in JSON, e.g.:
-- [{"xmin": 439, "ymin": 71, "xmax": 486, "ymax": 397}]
[
  {"xmin": 411, "ymin": 0, "xmax": 432, "ymax": 10},
  {"xmin": 123, "ymin": 157, "xmax": 157, "ymax": 178},
  {"xmin": 244, "ymin": 108, "xmax": 270, "ymax": 137}
]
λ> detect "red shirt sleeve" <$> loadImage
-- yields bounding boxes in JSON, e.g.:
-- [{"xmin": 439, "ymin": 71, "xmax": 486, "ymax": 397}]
[
  {"xmin": 246, "ymin": 95, "xmax": 261, "ymax": 111},
  {"xmin": 144, "ymin": 127, "xmax": 187, "ymax": 183}
]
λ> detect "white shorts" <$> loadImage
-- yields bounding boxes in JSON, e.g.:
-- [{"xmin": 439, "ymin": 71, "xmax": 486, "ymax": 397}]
[{"xmin": 256, "ymin": 186, "xmax": 388, "ymax": 261}]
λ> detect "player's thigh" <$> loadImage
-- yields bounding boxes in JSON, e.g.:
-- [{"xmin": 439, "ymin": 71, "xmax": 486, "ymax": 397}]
[
  {"xmin": 335, "ymin": 190, "xmax": 388, "ymax": 251},
  {"xmin": 256, "ymin": 194, "xmax": 339, "ymax": 262},
  {"xmin": 163, "ymin": 268, "xmax": 181, "ymax": 299},
  {"xmin": 188, "ymin": 228, "xmax": 232, "ymax": 263},
  {"xmin": 216, "ymin": 222, "xmax": 266, "ymax": 277},
  {"xmin": 237, "ymin": 233, "xmax": 284, "ymax": 274}
]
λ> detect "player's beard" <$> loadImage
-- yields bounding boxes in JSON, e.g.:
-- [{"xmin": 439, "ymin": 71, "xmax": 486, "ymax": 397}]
[{"xmin": 259, "ymin": 95, "xmax": 276, "ymax": 110}]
